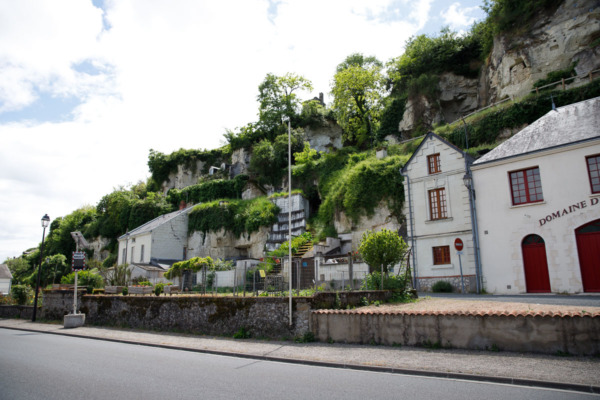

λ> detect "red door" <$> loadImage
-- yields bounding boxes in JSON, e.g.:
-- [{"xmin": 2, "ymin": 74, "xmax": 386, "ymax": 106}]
[
  {"xmin": 522, "ymin": 235, "xmax": 551, "ymax": 293},
  {"xmin": 576, "ymin": 220, "xmax": 600, "ymax": 292}
]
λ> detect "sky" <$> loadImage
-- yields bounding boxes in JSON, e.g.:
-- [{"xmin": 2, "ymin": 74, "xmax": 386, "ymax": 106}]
[{"xmin": 0, "ymin": 0, "xmax": 486, "ymax": 262}]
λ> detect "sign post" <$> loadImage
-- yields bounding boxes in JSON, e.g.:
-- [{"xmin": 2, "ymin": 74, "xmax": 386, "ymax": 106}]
[
  {"xmin": 454, "ymin": 238, "xmax": 466, "ymax": 294},
  {"xmin": 71, "ymin": 251, "xmax": 86, "ymax": 314}
]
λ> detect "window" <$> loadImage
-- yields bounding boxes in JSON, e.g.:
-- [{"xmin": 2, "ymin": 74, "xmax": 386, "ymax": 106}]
[
  {"xmin": 130, "ymin": 247, "xmax": 134, "ymax": 263},
  {"xmin": 140, "ymin": 245, "xmax": 145, "ymax": 263},
  {"xmin": 587, "ymin": 154, "xmax": 600, "ymax": 194},
  {"xmin": 428, "ymin": 153, "xmax": 441, "ymax": 174},
  {"xmin": 509, "ymin": 167, "xmax": 543, "ymax": 205},
  {"xmin": 428, "ymin": 188, "xmax": 448, "ymax": 220},
  {"xmin": 433, "ymin": 246, "xmax": 451, "ymax": 265},
  {"xmin": 122, "ymin": 248, "xmax": 127, "ymax": 264}
]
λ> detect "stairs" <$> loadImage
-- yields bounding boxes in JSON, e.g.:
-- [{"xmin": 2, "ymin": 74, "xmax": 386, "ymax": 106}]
[{"xmin": 295, "ymin": 241, "xmax": 313, "ymax": 258}]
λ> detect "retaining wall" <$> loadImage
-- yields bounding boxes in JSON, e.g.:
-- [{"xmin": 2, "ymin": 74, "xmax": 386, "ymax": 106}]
[
  {"xmin": 41, "ymin": 289, "xmax": 389, "ymax": 338},
  {"xmin": 311, "ymin": 310, "xmax": 600, "ymax": 355},
  {"xmin": 0, "ymin": 305, "xmax": 35, "ymax": 319}
]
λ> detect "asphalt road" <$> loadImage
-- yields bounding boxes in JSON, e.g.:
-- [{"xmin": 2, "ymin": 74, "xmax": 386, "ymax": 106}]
[
  {"xmin": 421, "ymin": 292, "xmax": 600, "ymax": 307},
  {"xmin": 0, "ymin": 328, "xmax": 595, "ymax": 400}
]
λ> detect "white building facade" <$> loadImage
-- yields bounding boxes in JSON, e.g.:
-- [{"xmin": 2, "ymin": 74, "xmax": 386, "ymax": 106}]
[
  {"xmin": 117, "ymin": 206, "xmax": 193, "ymax": 267},
  {"xmin": 401, "ymin": 132, "xmax": 481, "ymax": 292},
  {"xmin": 472, "ymin": 97, "xmax": 600, "ymax": 294}
]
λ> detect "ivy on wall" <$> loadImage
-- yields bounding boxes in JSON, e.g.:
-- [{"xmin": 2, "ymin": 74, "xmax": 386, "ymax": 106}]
[
  {"xmin": 167, "ymin": 175, "xmax": 249, "ymax": 206},
  {"xmin": 188, "ymin": 197, "xmax": 279, "ymax": 240}
]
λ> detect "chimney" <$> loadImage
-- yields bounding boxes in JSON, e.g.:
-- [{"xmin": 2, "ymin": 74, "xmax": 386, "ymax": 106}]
[{"xmin": 319, "ymin": 92, "xmax": 324, "ymax": 105}]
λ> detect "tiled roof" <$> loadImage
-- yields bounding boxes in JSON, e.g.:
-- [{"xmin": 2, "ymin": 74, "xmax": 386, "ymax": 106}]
[
  {"xmin": 312, "ymin": 309, "xmax": 600, "ymax": 318},
  {"xmin": 118, "ymin": 205, "xmax": 195, "ymax": 240},
  {"xmin": 474, "ymin": 96, "xmax": 600, "ymax": 165}
]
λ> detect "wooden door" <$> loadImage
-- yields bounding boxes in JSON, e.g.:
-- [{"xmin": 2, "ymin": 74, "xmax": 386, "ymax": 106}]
[
  {"xmin": 522, "ymin": 235, "xmax": 551, "ymax": 293},
  {"xmin": 576, "ymin": 220, "xmax": 600, "ymax": 292}
]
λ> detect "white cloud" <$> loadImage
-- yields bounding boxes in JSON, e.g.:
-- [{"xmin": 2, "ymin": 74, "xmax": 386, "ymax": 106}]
[
  {"xmin": 0, "ymin": 0, "xmax": 440, "ymax": 262},
  {"xmin": 441, "ymin": 2, "xmax": 479, "ymax": 30}
]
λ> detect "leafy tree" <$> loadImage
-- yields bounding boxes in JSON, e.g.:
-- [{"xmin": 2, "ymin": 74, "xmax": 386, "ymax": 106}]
[
  {"xmin": 44, "ymin": 254, "xmax": 69, "ymax": 286},
  {"xmin": 257, "ymin": 73, "xmax": 313, "ymax": 136},
  {"xmin": 248, "ymin": 129, "xmax": 304, "ymax": 187},
  {"xmin": 44, "ymin": 206, "xmax": 97, "ymax": 261},
  {"xmin": 358, "ymin": 229, "xmax": 407, "ymax": 276},
  {"xmin": 5, "ymin": 257, "xmax": 32, "ymax": 285},
  {"xmin": 331, "ymin": 53, "xmax": 385, "ymax": 148}
]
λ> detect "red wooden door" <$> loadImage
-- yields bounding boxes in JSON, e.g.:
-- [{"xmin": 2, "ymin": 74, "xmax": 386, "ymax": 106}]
[
  {"xmin": 576, "ymin": 220, "xmax": 600, "ymax": 292},
  {"xmin": 522, "ymin": 235, "xmax": 551, "ymax": 293}
]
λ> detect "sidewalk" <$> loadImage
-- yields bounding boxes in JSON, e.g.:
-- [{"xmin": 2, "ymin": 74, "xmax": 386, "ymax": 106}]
[{"xmin": 1, "ymin": 318, "xmax": 599, "ymax": 394}]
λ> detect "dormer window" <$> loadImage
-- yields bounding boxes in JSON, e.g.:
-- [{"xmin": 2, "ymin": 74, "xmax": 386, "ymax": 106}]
[{"xmin": 428, "ymin": 153, "xmax": 441, "ymax": 174}]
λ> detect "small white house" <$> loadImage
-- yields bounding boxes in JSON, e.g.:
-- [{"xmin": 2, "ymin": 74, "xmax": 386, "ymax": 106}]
[
  {"xmin": 117, "ymin": 206, "xmax": 194, "ymax": 273},
  {"xmin": 472, "ymin": 97, "xmax": 600, "ymax": 294},
  {"xmin": 401, "ymin": 132, "xmax": 481, "ymax": 292},
  {"xmin": 0, "ymin": 264, "xmax": 13, "ymax": 295}
]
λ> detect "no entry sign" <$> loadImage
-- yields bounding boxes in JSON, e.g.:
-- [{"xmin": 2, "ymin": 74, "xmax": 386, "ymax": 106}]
[{"xmin": 454, "ymin": 238, "xmax": 464, "ymax": 251}]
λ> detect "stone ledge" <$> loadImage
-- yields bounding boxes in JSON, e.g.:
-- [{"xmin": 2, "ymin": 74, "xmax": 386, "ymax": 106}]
[{"xmin": 311, "ymin": 309, "xmax": 600, "ymax": 318}]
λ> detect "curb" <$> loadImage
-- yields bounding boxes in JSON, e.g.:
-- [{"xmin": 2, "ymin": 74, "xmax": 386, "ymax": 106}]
[{"xmin": 1, "ymin": 324, "xmax": 598, "ymax": 395}]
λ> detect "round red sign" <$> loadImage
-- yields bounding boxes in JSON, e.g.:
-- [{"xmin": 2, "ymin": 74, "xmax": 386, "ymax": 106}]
[{"xmin": 454, "ymin": 238, "xmax": 464, "ymax": 251}]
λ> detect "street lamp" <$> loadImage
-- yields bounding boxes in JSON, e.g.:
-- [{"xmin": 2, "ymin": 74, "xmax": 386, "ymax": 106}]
[
  {"xmin": 282, "ymin": 115, "xmax": 292, "ymax": 327},
  {"xmin": 32, "ymin": 214, "xmax": 50, "ymax": 322}
]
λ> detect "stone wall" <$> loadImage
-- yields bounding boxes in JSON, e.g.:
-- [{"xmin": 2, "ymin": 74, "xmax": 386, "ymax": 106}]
[
  {"xmin": 41, "ymin": 290, "xmax": 390, "ymax": 338},
  {"xmin": 311, "ymin": 310, "xmax": 600, "ymax": 355},
  {"xmin": 416, "ymin": 275, "xmax": 477, "ymax": 293},
  {"xmin": 0, "ymin": 305, "xmax": 35, "ymax": 319}
]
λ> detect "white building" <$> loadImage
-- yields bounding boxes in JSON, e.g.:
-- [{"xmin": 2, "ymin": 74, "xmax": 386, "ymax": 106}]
[
  {"xmin": 401, "ymin": 132, "xmax": 481, "ymax": 292},
  {"xmin": 117, "ymin": 206, "xmax": 194, "ymax": 274},
  {"xmin": 472, "ymin": 97, "xmax": 600, "ymax": 294},
  {"xmin": 0, "ymin": 264, "xmax": 13, "ymax": 295}
]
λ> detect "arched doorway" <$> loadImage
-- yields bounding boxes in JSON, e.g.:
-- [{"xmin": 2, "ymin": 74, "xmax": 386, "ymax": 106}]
[
  {"xmin": 522, "ymin": 234, "xmax": 551, "ymax": 293},
  {"xmin": 576, "ymin": 219, "xmax": 600, "ymax": 292}
]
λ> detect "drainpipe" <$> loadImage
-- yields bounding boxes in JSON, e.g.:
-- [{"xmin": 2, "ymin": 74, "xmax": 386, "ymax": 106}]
[
  {"xmin": 400, "ymin": 170, "xmax": 418, "ymax": 290},
  {"xmin": 462, "ymin": 117, "xmax": 483, "ymax": 293}
]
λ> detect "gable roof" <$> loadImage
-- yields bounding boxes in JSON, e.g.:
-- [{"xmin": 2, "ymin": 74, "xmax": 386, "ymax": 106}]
[
  {"xmin": 0, "ymin": 264, "xmax": 13, "ymax": 280},
  {"xmin": 474, "ymin": 97, "xmax": 600, "ymax": 166},
  {"xmin": 118, "ymin": 205, "xmax": 195, "ymax": 240},
  {"xmin": 400, "ymin": 131, "xmax": 473, "ymax": 173}
]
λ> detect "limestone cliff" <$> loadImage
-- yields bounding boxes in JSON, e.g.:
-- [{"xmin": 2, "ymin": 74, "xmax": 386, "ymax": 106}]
[{"xmin": 398, "ymin": 0, "xmax": 600, "ymax": 135}]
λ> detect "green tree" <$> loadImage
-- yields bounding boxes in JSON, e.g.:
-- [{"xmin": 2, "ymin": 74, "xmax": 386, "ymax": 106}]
[
  {"xmin": 358, "ymin": 229, "xmax": 407, "ymax": 276},
  {"xmin": 44, "ymin": 254, "xmax": 69, "ymax": 286},
  {"xmin": 331, "ymin": 54, "xmax": 385, "ymax": 148},
  {"xmin": 4, "ymin": 257, "xmax": 32, "ymax": 285},
  {"xmin": 257, "ymin": 73, "xmax": 313, "ymax": 135}
]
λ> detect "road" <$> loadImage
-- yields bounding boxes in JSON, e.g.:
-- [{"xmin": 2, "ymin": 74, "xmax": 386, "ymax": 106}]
[
  {"xmin": 0, "ymin": 328, "xmax": 594, "ymax": 399},
  {"xmin": 421, "ymin": 292, "xmax": 600, "ymax": 307}
]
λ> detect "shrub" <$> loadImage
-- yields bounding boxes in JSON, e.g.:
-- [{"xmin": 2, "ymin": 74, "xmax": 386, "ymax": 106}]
[
  {"xmin": 61, "ymin": 270, "xmax": 104, "ymax": 292},
  {"xmin": 122, "ymin": 287, "xmax": 129, "ymax": 296},
  {"xmin": 360, "ymin": 272, "xmax": 407, "ymax": 291},
  {"xmin": 154, "ymin": 283, "xmax": 165, "ymax": 296},
  {"xmin": 432, "ymin": 280, "xmax": 453, "ymax": 293},
  {"xmin": 233, "ymin": 327, "xmax": 251, "ymax": 339},
  {"xmin": 11, "ymin": 285, "xmax": 32, "ymax": 305}
]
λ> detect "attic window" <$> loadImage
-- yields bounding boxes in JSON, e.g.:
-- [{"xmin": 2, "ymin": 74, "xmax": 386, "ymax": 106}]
[
  {"xmin": 428, "ymin": 154, "xmax": 441, "ymax": 174},
  {"xmin": 586, "ymin": 154, "xmax": 600, "ymax": 194}
]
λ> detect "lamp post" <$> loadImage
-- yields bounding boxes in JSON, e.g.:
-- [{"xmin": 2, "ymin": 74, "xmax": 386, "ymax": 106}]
[
  {"xmin": 282, "ymin": 115, "xmax": 292, "ymax": 327},
  {"xmin": 32, "ymin": 214, "xmax": 50, "ymax": 322}
]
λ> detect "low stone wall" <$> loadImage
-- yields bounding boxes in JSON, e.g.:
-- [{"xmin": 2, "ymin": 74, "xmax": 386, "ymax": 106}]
[
  {"xmin": 311, "ymin": 310, "xmax": 600, "ymax": 355},
  {"xmin": 0, "ymin": 305, "xmax": 36, "ymax": 319},
  {"xmin": 41, "ymin": 290, "xmax": 390, "ymax": 339},
  {"xmin": 416, "ymin": 275, "xmax": 477, "ymax": 293}
]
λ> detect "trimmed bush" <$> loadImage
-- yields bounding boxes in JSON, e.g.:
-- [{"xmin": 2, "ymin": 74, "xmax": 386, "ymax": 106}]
[{"xmin": 432, "ymin": 280, "xmax": 453, "ymax": 293}]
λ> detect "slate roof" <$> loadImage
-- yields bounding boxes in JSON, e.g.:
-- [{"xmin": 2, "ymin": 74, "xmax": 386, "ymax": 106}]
[
  {"xmin": 0, "ymin": 264, "xmax": 13, "ymax": 280},
  {"xmin": 118, "ymin": 205, "xmax": 195, "ymax": 240},
  {"xmin": 474, "ymin": 97, "xmax": 600, "ymax": 166}
]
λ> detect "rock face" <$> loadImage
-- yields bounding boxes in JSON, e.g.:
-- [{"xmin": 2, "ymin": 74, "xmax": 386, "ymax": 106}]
[
  {"xmin": 486, "ymin": 0, "xmax": 600, "ymax": 102},
  {"xmin": 304, "ymin": 120, "xmax": 343, "ymax": 152},
  {"xmin": 88, "ymin": 236, "xmax": 111, "ymax": 262},
  {"xmin": 398, "ymin": 0, "xmax": 600, "ymax": 134},
  {"xmin": 187, "ymin": 227, "xmax": 269, "ymax": 260},
  {"xmin": 334, "ymin": 202, "xmax": 403, "ymax": 252},
  {"xmin": 161, "ymin": 160, "xmax": 205, "ymax": 194},
  {"xmin": 231, "ymin": 148, "xmax": 250, "ymax": 177}
]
